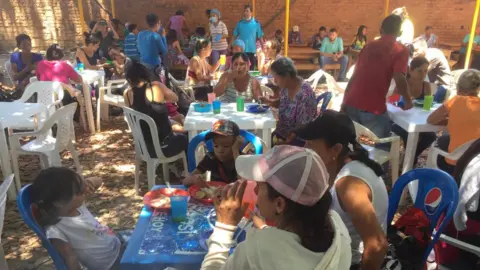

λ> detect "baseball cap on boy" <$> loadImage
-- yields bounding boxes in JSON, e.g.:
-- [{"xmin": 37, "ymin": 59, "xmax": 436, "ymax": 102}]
[
  {"xmin": 235, "ymin": 145, "xmax": 329, "ymax": 206},
  {"xmin": 205, "ymin": 120, "xmax": 240, "ymax": 141}
]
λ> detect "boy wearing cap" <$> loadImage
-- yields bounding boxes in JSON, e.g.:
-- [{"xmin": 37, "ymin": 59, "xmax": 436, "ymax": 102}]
[{"xmin": 183, "ymin": 120, "xmax": 244, "ymax": 187}]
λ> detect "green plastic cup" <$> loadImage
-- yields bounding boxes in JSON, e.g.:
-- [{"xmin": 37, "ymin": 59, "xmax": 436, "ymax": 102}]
[
  {"xmin": 236, "ymin": 96, "xmax": 245, "ymax": 112},
  {"xmin": 423, "ymin": 95, "xmax": 433, "ymax": 111}
]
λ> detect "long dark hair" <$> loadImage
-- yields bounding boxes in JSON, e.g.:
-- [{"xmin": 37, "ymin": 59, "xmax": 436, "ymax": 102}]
[
  {"xmin": 125, "ymin": 60, "xmax": 151, "ymax": 87},
  {"xmin": 30, "ymin": 168, "xmax": 84, "ymax": 227},
  {"xmin": 267, "ymin": 184, "xmax": 333, "ymax": 252},
  {"xmin": 83, "ymin": 32, "xmax": 100, "ymax": 45},
  {"xmin": 231, "ymin": 52, "xmax": 249, "ymax": 63},
  {"xmin": 356, "ymin": 25, "xmax": 367, "ymax": 43},
  {"xmin": 195, "ymin": 38, "xmax": 211, "ymax": 53},
  {"xmin": 167, "ymin": 29, "xmax": 178, "ymax": 45}
]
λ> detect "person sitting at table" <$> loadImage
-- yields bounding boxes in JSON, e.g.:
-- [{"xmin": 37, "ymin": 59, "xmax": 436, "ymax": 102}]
[
  {"xmin": 309, "ymin": 26, "xmax": 327, "ymax": 50},
  {"xmin": 455, "ymin": 27, "xmax": 480, "ymax": 69},
  {"xmin": 412, "ymin": 38, "xmax": 453, "ymax": 101},
  {"xmin": 91, "ymin": 19, "xmax": 119, "ymax": 60},
  {"xmin": 124, "ymin": 60, "xmax": 188, "ymax": 153},
  {"xmin": 186, "ymin": 39, "xmax": 220, "ymax": 101},
  {"xmin": 107, "ymin": 45, "xmax": 127, "ymax": 81},
  {"xmin": 295, "ymin": 110, "xmax": 388, "ymax": 270},
  {"xmin": 351, "ymin": 25, "xmax": 368, "ymax": 50},
  {"xmin": 10, "ymin": 34, "xmax": 43, "ymax": 90},
  {"xmin": 260, "ymin": 57, "xmax": 317, "ymax": 146},
  {"xmin": 76, "ymin": 32, "xmax": 103, "ymax": 70},
  {"xmin": 185, "ymin": 26, "xmax": 207, "ymax": 58},
  {"xmin": 288, "ymin": 25, "xmax": 303, "ymax": 45},
  {"xmin": 391, "ymin": 57, "xmax": 438, "ymax": 168},
  {"xmin": 214, "ymin": 53, "xmax": 261, "ymax": 103},
  {"xmin": 200, "ymin": 145, "xmax": 352, "ymax": 270},
  {"xmin": 258, "ymin": 39, "xmax": 282, "ymax": 76},
  {"xmin": 428, "ymin": 69, "xmax": 480, "ymax": 175},
  {"xmin": 30, "ymin": 167, "xmax": 121, "ymax": 270},
  {"xmin": 319, "ymin": 28, "xmax": 348, "ymax": 82},
  {"xmin": 184, "ymin": 120, "xmax": 244, "ymax": 187},
  {"xmin": 418, "ymin": 26, "xmax": 438, "ymax": 48}
]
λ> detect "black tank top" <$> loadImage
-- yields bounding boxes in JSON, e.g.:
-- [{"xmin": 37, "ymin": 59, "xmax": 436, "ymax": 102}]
[
  {"xmin": 130, "ymin": 83, "xmax": 172, "ymax": 144},
  {"xmin": 76, "ymin": 48, "xmax": 99, "ymax": 66}
]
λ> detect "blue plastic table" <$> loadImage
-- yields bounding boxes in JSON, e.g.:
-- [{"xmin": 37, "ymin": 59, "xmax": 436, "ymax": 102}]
[{"xmin": 120, "ymin": 185, "xmax": 216, "ymax": 270}]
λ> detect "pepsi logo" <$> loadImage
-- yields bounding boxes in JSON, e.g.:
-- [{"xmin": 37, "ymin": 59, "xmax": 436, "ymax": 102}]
[{"xmin": 424, "ymin": 188, "xmax": 443, "ymax": 215}]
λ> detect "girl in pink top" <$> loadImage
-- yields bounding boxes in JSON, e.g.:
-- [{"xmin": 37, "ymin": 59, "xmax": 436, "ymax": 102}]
[
  {"xmin": 36, "ymin": 44, "xmax": 82, "ymax": 85},
  {"xmin": 167, "ymin": 11, "xmax": 189, "ymax": 46}
]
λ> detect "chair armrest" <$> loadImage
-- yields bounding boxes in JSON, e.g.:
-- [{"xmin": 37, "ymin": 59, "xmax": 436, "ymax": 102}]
[
  {"xmin": 439, "ymin": 234, "xmax": 480, "ymax": 256},
  {"xmin": 106, "ymin": 79, "xmax": 127, "ymax": 87},
  {"xmin": 100, "ymin": 83, "xmax": 127, "ymax": 96},
  {"xmin": 376, "ymin": 135, "xmax": 401, "ymax": 144}
]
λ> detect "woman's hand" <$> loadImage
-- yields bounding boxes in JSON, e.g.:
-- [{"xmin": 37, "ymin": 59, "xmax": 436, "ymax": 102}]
[{"xmin": 214, "ymin": 180, "xmax": 249, "ymax": 226}]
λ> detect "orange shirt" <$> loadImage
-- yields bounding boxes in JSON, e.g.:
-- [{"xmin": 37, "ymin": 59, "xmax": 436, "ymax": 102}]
[{"xmin": 445, "ymin": 95, "xmax": 480, "ymax": 164}]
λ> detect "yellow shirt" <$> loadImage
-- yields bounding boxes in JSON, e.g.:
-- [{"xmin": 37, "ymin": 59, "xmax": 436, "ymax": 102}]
[{"xmin": 445, "ymin": 95, "xmax": 480, "ymax": 164}]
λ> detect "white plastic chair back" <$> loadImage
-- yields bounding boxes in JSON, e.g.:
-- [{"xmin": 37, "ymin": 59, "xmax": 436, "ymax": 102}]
[
  {"xmin": 4, "ymin": 61, "xmax": 13, "ymax": 85},
  {"xmin": 346, "ymin": 64, "xmax": 355, "ymax": 80},
  {"xmin": 0, "ymin": 175, "xmax": 14, "ymax": 239},
  {"xmin": 122, "ymin": 107, "xmax": 167, "ymax": 160},
  {"xmin": 36, "ymin": 103, "xmax": 77, "ymax": 151},
  {"xmin": 19, "ymin": 81, "xmax": 64, "ymax": 115},
  {"xmin": 426, "ymin": 139, "xmax": 476, "ymax": 169},
  {"xmin": 260, "ymin": 85, "xmax": 274, "ymax": 97},
  {"xmin": 29, "ymin": 77, "xmax": 38, "ymax": 84},
  {"xmin": 305, "ymin": 69, "xmax": 325, "ymax": 90},
  {"xmin": 353, "ymin": 121, "xmax": 380, "ymax": 141}
]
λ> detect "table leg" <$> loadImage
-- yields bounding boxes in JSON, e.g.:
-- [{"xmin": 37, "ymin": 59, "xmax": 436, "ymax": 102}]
[
  {"xmin": 0, "ymin": 130, "xmax": 16, "ymax": 200},
  {"xmin": 100, "ymin": 77, "xmax": 109, "ymax": 123},
  {"xmin": 82, "ymin": 83, "xmax": 96, "ymax": 134},
  {"xmin": 262, "ymin": 129, "xmax": 271, "ymax": 151},
  {"xmin": 403, "ymin": 132, "xmax": 420, "ymax": 203}
]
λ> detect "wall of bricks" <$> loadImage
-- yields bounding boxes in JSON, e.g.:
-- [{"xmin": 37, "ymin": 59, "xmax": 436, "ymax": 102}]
[{"xmin": 0, "ymin": 0, "xmax": 477, "ymax": 53}]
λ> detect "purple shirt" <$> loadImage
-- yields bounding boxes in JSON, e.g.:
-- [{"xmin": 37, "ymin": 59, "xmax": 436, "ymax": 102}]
[
  {"xmin": 169, "ymin": 15, "xmax": 184, "ymax": 33},
  {"xmin": 10, "ymin": 52, "xmax": 43, "ymax": 82},
  {"xmin": 277, "ymin": 81, "xmax": 317, "ymax": 138}
]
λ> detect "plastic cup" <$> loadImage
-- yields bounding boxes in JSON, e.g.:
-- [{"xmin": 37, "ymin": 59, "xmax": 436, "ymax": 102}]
[
  {"xmin": 170, "ymin": 196, "xmax": 188, "ymax": 223},
  {"xmin": 208, "ymin": 93, "xmax": 216, "ymax": 104},
  {"xmin": 236, "ymin": 96, "xmax": 245, "ymax": 112},
  {"xmin": 212, "ymin": 100, "xmax": 221, "ymax": 114},
  {"xmin": 219, "ymin": 55, "xmax": 226, "ymax": 65},
  {"xmin": 423, "ymin": 95, "xmax": 434, "ymax": 111},
  {"xmin": 77, "ymin": 63, "xmax": 84, "ymax": 72}
]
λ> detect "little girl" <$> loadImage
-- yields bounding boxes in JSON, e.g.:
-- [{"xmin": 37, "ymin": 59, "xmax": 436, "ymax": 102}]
[
  {"xmin": 166, "ymin": 29, "xmax": 189, "ymax": 67},
  {"xmin": 30, "ymin": 168, "xmax": 121, "ymax": 270}
]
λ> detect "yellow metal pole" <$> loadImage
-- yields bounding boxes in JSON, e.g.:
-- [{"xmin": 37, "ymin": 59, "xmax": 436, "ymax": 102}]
[
  {"xmin": 465, "ymin": 0, "xmax": 480, "ymax": 69},
  {"xmin": 111, "ymin": 0, "xmax": 116, "ymax": 18},
  {"xmin": 77, "ymin": 0, "xmax": 86, "ymax": 33},
  {"xmin": 384, "ymin": 0, "xmax": 389, "ymax": 17},
  {"xmin": 284, "ymin": 0, "xmax": 290, "ymax": 56},
  {"xmin": 253, "ymin": 0, "xmax": 256, "ymax": 17}
]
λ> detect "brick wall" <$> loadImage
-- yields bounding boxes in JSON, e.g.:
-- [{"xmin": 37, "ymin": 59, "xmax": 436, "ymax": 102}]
[{"xmin": 0, "ymin": 0, "xmax": 477, "ymax": 52}]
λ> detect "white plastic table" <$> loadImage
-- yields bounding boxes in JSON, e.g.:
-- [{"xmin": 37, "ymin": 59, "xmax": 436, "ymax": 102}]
[
  {"xmin": 387, "ymin": 103, "xmax": 446, "ymax": 200},
  {"xmin": 0, "ymin": 102, "xmax": 47, "ymax": 200},
  {"xmin": 78, "ymin": 70, "xmax": 105, "ymax": 134},
  {"xmin": 184, "ymin": 102, "xmax": 276, "ymax": 149}
]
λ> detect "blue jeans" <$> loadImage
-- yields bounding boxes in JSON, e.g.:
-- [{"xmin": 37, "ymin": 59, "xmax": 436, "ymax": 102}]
[
  {"xmin": 319, "ymin": 55, "xmax": 348, "ymax": 81},
  {"xmin": 344, "ymin": 105, "xmax": 391, "ymax": 151},
  {"xmin": 211, "ymin": 49, "xmax": 228, "ymax": 65}
]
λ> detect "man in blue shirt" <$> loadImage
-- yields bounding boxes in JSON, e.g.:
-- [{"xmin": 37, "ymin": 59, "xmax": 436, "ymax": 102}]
[
  {"xmin": 233, "ymin": 4, "xmax": 264, "ymax": 70},
  {"xmin": 319, "ymin": 28, "xmax": 348, "ymax": 81},
  {"xmin": 137, "ymin": 13, "xmax": 167, "ymax": 80},
  {"xmin": 124, "ymin": 23, "xmax": 140, "ymax": 61}
]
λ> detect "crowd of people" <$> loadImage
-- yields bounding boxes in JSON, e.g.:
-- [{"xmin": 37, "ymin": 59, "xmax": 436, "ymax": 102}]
[{"xmin": 5, "ymin": 3, "xmax": 480, "ymax": 270}]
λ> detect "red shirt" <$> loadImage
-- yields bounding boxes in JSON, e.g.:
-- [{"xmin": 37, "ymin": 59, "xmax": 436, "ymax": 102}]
[
  {"xmin": 343, "ymin": 35, "xmax": 409, "ymax": 114},
  {"xmin": 36, "ymin": 60, "xmax": 80, "ymax": 85}
]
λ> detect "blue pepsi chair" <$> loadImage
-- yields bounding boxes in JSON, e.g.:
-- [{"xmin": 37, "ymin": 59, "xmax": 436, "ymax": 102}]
[
  {"xmin": 387, "ymin": 168, "xmax": 459, "ymax": 261},
  {"xmin": 316, "ymin": 92, "xmax": 332, "ymax": 113},
  {"xmin": 17, "ymin": 185, "xmax": 68, "ymax": 270},
  {"xmin": 187, "ymin": 129, "xmax": 263, "ymax": 173}
]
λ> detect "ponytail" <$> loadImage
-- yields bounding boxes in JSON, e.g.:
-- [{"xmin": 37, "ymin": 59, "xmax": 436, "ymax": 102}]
[
  {"xmin": 345, "ymin": 141, "xmax": 384, "ymax": 176},
  {"xmin": 267, "ymin": 184, "xmax": 333, "ymax": 253}
]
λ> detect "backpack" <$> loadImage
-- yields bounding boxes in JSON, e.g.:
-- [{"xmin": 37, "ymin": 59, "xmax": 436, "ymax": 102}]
[{"xmin": 382, "ymin": 207, "xmax": 438, "ymax": 270}]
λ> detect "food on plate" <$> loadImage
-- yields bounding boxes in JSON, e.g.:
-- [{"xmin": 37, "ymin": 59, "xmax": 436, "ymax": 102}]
[
  {"xmin": 195, "ymin": 191, "xmax": 207, "ymax": 199},
  {"xmin": 150, "ymin": 195, "xmax": 171, "ymax": 208},
  {"xmin": 194, "ymin": 186, "xmax": 219, "ymax": 200}
]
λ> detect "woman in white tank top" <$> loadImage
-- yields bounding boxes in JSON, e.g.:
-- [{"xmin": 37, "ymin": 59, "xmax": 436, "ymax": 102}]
[{"xmin": 294, "ymin": 110, "xmax": 389, "ymax": 270}]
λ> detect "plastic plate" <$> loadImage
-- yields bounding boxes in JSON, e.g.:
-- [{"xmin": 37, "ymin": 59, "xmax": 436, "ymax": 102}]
[
  {"xmin": 143, "ymin": 188, "xmax": 190, "ymax": 210},
  {"xmin": 247, "ymin": 104, "xmax": 269, "ymax": 113},
  {"xmin": 188, "ymin": 181, "xmax": 227, "ymax": 203}
]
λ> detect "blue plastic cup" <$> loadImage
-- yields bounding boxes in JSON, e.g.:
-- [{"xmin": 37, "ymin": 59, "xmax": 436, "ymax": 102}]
[
  {"xmin": 77, "ymin": 63, "xmax": 84, "ymax": 72},
  {"xmin": 212, "ymin": 100, "xmax": 221, "ymax": 114},
  {"xmin": 171, "ymin": 196, "xmax": 188, "ymax": 223}
]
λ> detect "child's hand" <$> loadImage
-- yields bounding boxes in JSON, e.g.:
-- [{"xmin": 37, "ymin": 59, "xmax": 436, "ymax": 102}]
[
  {"xmin": 84, "ymin": 177, "xmax": 102, "ymax": 195},
  {"xmin": 249, "ymin": 209, "xmax": 267, "ymax": 229},
  {"xmin": 184, "ymin": 174, "xmax": 208, "ymax": 188}
]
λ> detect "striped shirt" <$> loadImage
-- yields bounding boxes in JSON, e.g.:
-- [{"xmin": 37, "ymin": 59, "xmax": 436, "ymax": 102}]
[
  {"xmin": 210, "ymin": 21, "xmax": 228, "ymax": 51},
  {"xmin": 124, "ymin": 33, "xmax": 140, "ymax": 59}
]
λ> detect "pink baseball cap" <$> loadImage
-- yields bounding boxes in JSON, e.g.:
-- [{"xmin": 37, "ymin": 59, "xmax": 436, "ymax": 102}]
[{"xmin": 235, "ymin": 145, "xmax": 330, "ymax": 206}]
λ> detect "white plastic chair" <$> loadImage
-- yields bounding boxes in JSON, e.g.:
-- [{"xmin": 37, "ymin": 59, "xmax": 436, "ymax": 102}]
[
  {"xmin": 305, "ymin": 69, "xmax": 326, "ymax": 91},
  {"xmin": 0, "ymin": 175, "xmax": 13, "ymax": 270},
  {"xmin": 12, "ymin": 81, "xmax": 65, "ymax": 130},
  {"xmin": 4, "ymin": 60, "xmax": 13, "ymax": 86},
  {"xmin": 96, "ymin": 79, "xmax": 128, "ymax": 131},
  {"xmin": 168, "ymin": 73, "xmax": 194, "ymax": 99},
  {"xmin": 426, "ymin": 139, "xmax": 476, "ymax": 170},
  {"xmin": 122, "ymin": 107, "xmax": 187, "ymax": 193},
  {"xmin": 29, "ymin": 76, "xmax": 38, "ymax": 84},
  {"xmin": 260, "ymin": 85, "xmax": 274, "ymax": 97},
  {"xmin": 353, "ymin": 121, "xmax": 401, "ymax": 185},
  {"xmin": 322, "ymin": 72, "xmax": 345, "ymax": 111},
  {"xmin": 9, "ymin": 103, "xmax": 81, "ymax": 191}
]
